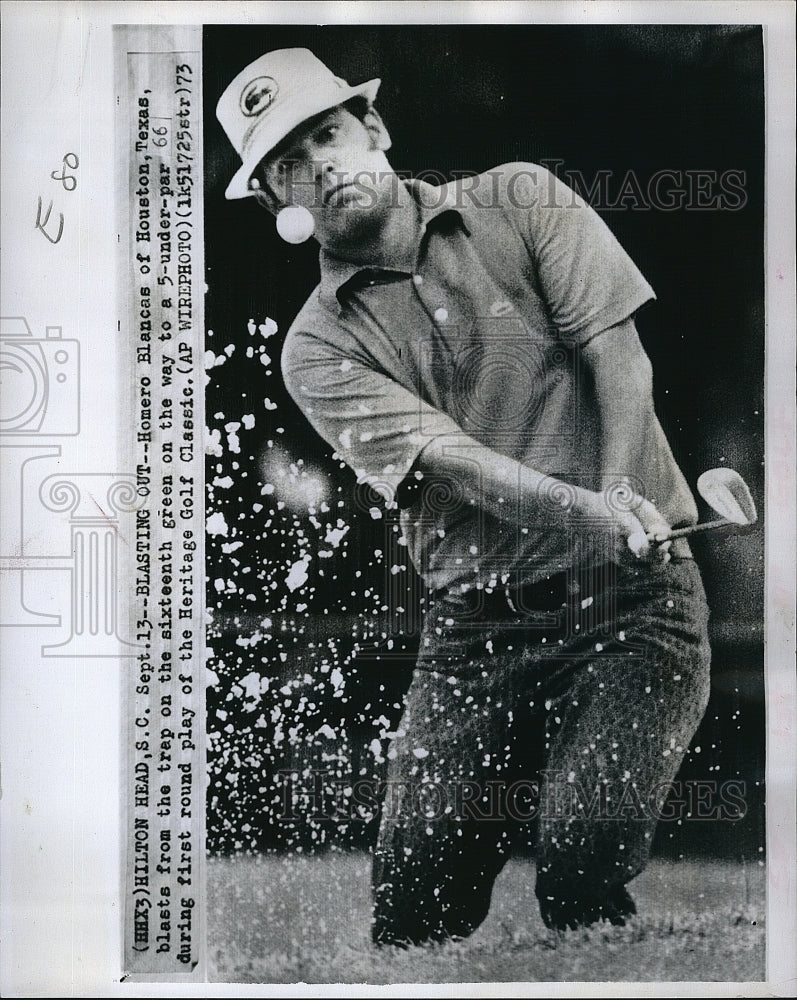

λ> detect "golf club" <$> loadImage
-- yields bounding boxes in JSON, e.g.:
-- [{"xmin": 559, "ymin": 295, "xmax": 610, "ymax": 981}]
[{"xmin": 648, "ymin": 468, "xmax": 757, "ymax": 542}]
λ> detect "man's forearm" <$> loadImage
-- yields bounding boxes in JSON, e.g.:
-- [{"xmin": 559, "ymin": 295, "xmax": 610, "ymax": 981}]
[
  {"xmin": 410, "ymin": 318, "xmax": 670, "ymax": 558},
  {"xmin": 412, "ymin": 433, "xmax": 595, "ymax": 531},
  {"xmin": 581, "ymin": 318, "xmax": 655, "ymax": 490}
]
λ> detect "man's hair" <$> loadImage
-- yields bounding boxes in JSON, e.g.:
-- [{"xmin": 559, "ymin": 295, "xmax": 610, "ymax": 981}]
[{"xmin": 251, "ymin": 96, "xmax": 372, "ymax": 210}]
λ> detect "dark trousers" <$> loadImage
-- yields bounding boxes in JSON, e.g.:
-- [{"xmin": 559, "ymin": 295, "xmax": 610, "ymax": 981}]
[{"xmin": 372, "ymin": 558, "xmax": 711, "ymax": 944}]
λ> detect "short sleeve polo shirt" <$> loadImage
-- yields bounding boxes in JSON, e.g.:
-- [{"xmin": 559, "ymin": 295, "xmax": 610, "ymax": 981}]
[{"xmin": 281, "ymin": 162, "xmax": 697, "ymax": 592}]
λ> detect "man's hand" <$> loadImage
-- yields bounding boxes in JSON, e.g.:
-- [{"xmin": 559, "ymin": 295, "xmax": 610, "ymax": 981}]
[
  {"xmin": 573, "ymin": 486, "xmax": 673, "ymax": 564},
  {"xmin": 413, "ymin": 437, "xmax": 673, "ymax": 563}
]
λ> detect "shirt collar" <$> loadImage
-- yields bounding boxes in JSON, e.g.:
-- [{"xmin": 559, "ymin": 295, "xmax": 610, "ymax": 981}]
[{"xmin": 318, "ymin": 178, "xmax": 470, "ymax": 313}]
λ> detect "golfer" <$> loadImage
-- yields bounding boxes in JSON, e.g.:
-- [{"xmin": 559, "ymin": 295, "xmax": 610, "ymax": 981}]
[{"xmin": 217, "ymin": 49, "xmax": 711, "ymax": 944}]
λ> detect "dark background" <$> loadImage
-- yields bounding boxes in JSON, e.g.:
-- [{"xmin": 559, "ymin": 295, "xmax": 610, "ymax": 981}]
[{"xmin": 202, "ymin": 25, "xmax": 764, "ymax": 859}]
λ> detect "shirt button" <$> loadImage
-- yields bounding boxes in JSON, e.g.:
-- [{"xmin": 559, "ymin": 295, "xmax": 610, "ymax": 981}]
[
  {"xmin": 434, "ymin": 307, "xmax": 449, "ymax": 322},
  {"xmin": 412, "ymin": 274, "xmax": 423, "ymax": 285}
]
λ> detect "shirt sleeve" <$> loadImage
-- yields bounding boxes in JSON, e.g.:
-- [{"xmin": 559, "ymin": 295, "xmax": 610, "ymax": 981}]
[
  {"xmin": 506, "ymin": 163, "xmax": 656, "ymax": 343},
  {"xmin": 281, "ymin": 326, "xmax": 463, "ymax": 506}
]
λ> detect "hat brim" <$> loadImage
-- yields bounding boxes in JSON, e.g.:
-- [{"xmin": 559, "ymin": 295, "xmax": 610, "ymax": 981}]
[{"xmin": 224, "ymin": 77, "xmax": 381, "ymax": 200}]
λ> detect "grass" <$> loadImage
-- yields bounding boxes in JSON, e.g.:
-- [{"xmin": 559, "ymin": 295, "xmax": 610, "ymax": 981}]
[{"xmin": 207, "ymin": 852, "xmax": 765, "ymax": 984}]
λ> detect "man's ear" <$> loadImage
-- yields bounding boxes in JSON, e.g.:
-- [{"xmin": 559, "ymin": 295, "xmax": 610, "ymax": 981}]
[{"xmin": 362, "ymin": 106, "xmax": 392, "ymax": 152}]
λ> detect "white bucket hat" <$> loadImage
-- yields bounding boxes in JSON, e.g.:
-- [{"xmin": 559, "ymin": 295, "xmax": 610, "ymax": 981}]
[{"xmin": 216, "ymin": 48, "xmax": 380, "ymax": 201}]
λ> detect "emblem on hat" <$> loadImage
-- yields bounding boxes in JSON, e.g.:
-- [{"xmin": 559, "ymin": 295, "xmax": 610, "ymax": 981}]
[{"xmin": 240, "ymin": 76, "xmax": 279, "ymax": 117}]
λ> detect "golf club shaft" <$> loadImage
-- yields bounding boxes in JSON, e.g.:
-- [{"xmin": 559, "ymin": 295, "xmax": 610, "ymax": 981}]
[{"xmin": 648, "ymin": 518, "xmax": 735, "ymax": 543}]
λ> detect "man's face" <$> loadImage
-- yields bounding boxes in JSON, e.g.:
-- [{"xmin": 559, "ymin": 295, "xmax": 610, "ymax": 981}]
[{"xmin": 260, "ymin": 106, "xmax": 396, "ymax": 245}]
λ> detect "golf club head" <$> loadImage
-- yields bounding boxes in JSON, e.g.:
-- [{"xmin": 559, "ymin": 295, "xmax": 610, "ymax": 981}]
[{"xmin": 696, "ymin": 468, "xmax": 758, "ymax": 526}]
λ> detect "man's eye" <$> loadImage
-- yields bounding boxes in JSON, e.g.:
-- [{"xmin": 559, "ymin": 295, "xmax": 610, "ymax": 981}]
[{"xmin": 317, "ymin": 125, "xmax": 340, "ymax": 143}]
